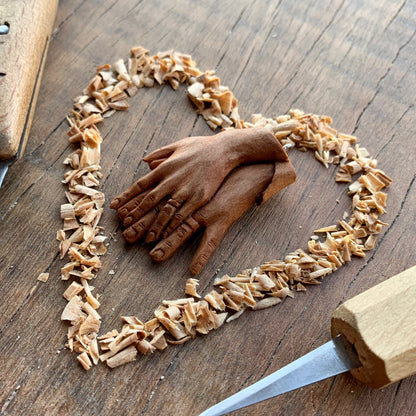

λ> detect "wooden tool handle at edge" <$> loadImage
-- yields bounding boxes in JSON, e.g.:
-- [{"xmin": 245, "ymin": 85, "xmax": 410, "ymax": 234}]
[
  {"xmin": 331, "ymin": 265, "xmax": 416, "ymax": 389},
  {"xmin": 0, "ymin": 0, "xmax": 59, "ymax": 160}
]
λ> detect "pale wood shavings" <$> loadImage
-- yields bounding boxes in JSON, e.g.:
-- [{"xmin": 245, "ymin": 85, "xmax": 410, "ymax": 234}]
[
  {"xmin": 59, "ymin": 46, "xmax": 391, "ymax": 370},
  {"xmin": 77, "ymin": 352, "xmax": 92, "ymax": 370},
  {"xmin": 185, "ymin": 278, "xmax": 201, "ymax": 298},
  {"xmin": 78, "ymin": 314, "xmax": 100, "ymax": 336},
  {"xmin": 106, "ymin": 345, "xmax": 138, "ymax": 368},
  {"xmin": 37, "ymin": 272, "xmax": 49, "ymax": 282},
  {"xmin": 61, "ymin": 296, "xmax": 85, "ymax": 323},
  {"xmin": 252, "ymin": 297, "xmax": 282, "ymax": 310},
  {"xmin": 136, "ymin": 339, "xmax": 156, "ymax": 355},
  {"xmin": 63, "ymin": 281, "xmax": 84, "ymax": 300}
]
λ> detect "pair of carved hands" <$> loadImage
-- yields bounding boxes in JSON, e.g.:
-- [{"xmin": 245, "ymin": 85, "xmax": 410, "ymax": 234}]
[{"xmin": 110, "ymin": 127, "xmax": 296, "ymax": 274}]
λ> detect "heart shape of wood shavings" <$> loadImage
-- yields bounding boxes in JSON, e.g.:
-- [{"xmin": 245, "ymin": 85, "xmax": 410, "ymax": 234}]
[{"xmin": 57, "ymin": 46, "xmax": 392, "ymax": 370}]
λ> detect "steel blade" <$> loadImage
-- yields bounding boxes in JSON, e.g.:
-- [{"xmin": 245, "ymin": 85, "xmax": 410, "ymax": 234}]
[
  {"xmin": 0, "ymin": 159, "xmax": 11, "ymax": 189},
  {"xmin": 199, "ymin": 335, "xmax": 361, "ymax": 416}
]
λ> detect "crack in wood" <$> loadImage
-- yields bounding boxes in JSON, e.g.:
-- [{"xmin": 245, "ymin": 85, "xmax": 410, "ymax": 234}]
[
  {"xmin": 383, "ymin": 0, "xmax": 408, "ymax": 34},
  {"xmin": 257, "ymin": 0, "xmax": 284, "ymax": 56},
  {"xmin": 259, "ymin": 295, "xmax": 317, "ymax": 379},
  {"xmin": 27, "ymin": 117, "xmax": 67, "ymax": 158},
  {"xmin": 97, "ymin": 0, "xmax": 120, "ymax": 21},
  {"xmin": 214, "ymin": 4, "xmax": 249, "ymax": 71},
  {"xmin": 117, "ymin": 0, "xmax": 146, "ymax": 24},
  {"xmin": 265, "ymin": 0, "xmax": 347, "ymax": 114},
  {"xmin": 0, "ymin": 284, "xmax": 38, "ymax": 337},
  {"xmin": 1, "ymin": 367, "xmax": 33, "ymax": 414},
  {"xmin": 389, "ymin": 379, "xmax": 403, "ymax": 413},
  {"xmin": 139, "ymin": 358, "xmax": 177, "ymax": 415},
  {"xmin": 315, "ymin": 376, "xmax": 339, "ymax": 416},
  {"xmin": 52, "ymin": 0, "xmax": 88, "ymax": 39},
  {"xmin": 1, "ymin": 141, "xmax": 71, "ymax": 221},
  {"xmin": 375, "ymin": 104, "xmax": 414, "ymax": 159},
  {"xmin": 353, "ymin": 27, "xmax": 416, "ymax": 134}
]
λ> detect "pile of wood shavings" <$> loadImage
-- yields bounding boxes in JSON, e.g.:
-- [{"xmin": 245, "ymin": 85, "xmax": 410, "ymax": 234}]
[{"xmin": 57, "ymin": 46, "xmax": 392, "ymax": 370}]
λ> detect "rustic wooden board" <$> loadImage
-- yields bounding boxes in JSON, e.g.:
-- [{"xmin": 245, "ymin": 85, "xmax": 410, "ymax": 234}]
[{"xmin": 1, "ymin": 0, "xmax": 415, "ymax": 415}]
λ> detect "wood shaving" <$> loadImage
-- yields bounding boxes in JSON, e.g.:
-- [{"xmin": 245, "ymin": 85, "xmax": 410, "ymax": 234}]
[
  {"xmin": 37, "ymin": 272, "xmax": 49, "ymax": 283},
  {"xmin": 185, "ymin": 278, "xmax": 201, "ymax": 298},
  {"xmin": 58, "ymin": 46, "xmax": 392, "ymax": 370}
]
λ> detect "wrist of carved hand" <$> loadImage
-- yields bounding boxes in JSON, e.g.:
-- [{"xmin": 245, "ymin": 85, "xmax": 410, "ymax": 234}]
[{"xmin": 217, "ymin": 127, "xmax": 288, "ymax": 167}]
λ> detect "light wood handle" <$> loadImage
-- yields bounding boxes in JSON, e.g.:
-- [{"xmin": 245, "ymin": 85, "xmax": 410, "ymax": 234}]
[
  {"xmin": 0, "ymin": 0, "xmax": 58, "ymax": 160},
  {"xmin": 331, "ymin": 265, "xmax": 416, "ymax": 388}
]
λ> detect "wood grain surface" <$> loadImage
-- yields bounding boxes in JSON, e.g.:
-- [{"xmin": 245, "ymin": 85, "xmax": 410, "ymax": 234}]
[{"xmin": 1, "ymin": 0, "xmax": 415, "ymax": 415}]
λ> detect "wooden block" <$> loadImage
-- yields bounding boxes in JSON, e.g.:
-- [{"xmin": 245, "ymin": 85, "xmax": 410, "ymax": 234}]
[
  {"xmin": 331, "ymin": 265, "xmax": 416, "ymax": 388},
  {"xmin": 0, "ymin": 0, "xmax": 58, "ymax": 160}
]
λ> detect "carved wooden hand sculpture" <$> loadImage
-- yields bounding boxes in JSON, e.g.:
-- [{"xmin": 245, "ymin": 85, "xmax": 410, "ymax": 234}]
[
  {"xmin": 111, "ymin": 128, "xmax": 296, "ymax": 273},
  {"xmin": 110, "ymin": 128, "xmax": 289, "ymax": 240},
  {"xmin": 150, "ymin": 162, "xmax": 290, "ymax": 274}
]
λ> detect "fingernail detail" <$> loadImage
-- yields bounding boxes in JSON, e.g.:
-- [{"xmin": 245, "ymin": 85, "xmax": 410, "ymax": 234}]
[
  {"xmin": 124, "ymin": 216, "xmax": 133, "ymax": 226},
  {"xmin": 118, "ymin": 208, "xmax": 127, "ymax": 218},
  {"xmin": 190, "ymin": 262, "xmax": 202, "ymax": 275},
  {"xmin": 110, "ymin": 198, "xmax": 120, "ymax": 208},
  {"xmin": 146, "ymin": 231, "xmax": 156, "ymax": 243},
  {"xmin": 150, "ymin": 248, "xmax": 164, "ymax": 261},
  {"xmin": 123, "ymin": 228, "xmax": 137, "ymax": 241}
]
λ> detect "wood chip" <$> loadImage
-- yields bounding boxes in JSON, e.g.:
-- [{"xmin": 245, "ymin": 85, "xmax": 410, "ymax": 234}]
[
  {"xmin": 252, "ymin": 297, "xmax": 282, "ymax": 310},
  {"xmin": 77, "ymin": 352, "xmax": 92, "ymax": 370},
  {"xmin": 185, "ymin": 278, "xmax": 201, "ymax": 298},
  {"xmin": 106, "ymin": 345, "xmax": 138, "ymax": 368},
  {"xmin": 63, "ymin": 281, "xmax": 84, "ymax": 300},
  {"xmin": 37, "ymin": 272, "xmax": 49, "ymax": 283}
]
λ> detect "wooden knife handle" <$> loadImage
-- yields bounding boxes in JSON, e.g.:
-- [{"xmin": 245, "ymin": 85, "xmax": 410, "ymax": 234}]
[
  {"xmin": 0, "ymin": 0, "xmax": 58, "ymax": 160},
  {"xmin": 331, "ymin": 265, "xmax": 416, "ymax": 389}
]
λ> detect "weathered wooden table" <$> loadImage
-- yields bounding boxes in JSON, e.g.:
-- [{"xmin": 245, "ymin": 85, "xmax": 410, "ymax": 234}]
[{"xmin": 1, "ymin": 0, "xmax": 415, "ymax": 415}]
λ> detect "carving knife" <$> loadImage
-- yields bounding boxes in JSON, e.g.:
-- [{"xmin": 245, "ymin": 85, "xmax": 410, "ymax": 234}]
[
  {"xmin": 200, "ymin": 265, "xmax": 416, "ymax": 416},
  {"xmin": 0, "ymin": 0, "xmax": 58, "ymax": 188}
]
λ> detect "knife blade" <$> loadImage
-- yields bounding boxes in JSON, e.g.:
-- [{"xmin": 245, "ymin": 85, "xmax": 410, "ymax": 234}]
[
  {"xmin": 0, "ymin": 0, "xmax": 58, "ymax": 189},
  {"xmin": 199, "ymin": 265, "xmax": 416, "ymax": 416},
  {"xmin": 0, "ymin": 158, "xmax": 13, "ymax": 188},
  {"xmin": 200, "ymin": 334, "xmax": 361, "ymax": 416}
]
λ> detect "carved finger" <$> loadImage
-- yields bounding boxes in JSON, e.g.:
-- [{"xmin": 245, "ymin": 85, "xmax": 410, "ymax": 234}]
[
  {"xmin": 148, "ymin": 158, "xmax": 166, "ymax": 170},
  {"xmin": 123, "ymin": 180, "xmax": 171, "ymax": 226},
  {"xmin": 163, "ymin": 196, "xmax": 204, "ymax": 236},
  {"xmin": 189, "ymin": 222, "xmax": 226, "ymax": 275},
  {"xmin": 110, "ymin": 169, "xmax": 160, "ymax": 209},
  {"xmin": 117, "ymin": 189, "xmax": 152, "ymax": 220},
  {"xmin": 142, "ymin": 144, "xmax": 175, "ymax": 164},
  {"xmin": 146, "ymin": 198, "xmax": 183, "ymax": 243},
  {"xmin": 122, "ymin": 203, "xmax": 163, "ymax": 243},
  {"xmin": 150, "ymin": 217, "xmax": 200, "ymax": 262}
]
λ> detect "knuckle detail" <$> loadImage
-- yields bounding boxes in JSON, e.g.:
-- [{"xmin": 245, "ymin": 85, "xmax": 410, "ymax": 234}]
[
  {"xmin": 186, "ymin": 217, "xmax": 200, "ymax": 231},
  {"xmin": 207, "ymin": 238, "xmax": 218, "ymax": 251},
  {"xmin": 146, "ymin": 194, "xmax": 156, "ymax": 203},
  {"xmin": 198, "ymin": 253, "xmax": 210, "ymax": 264},
  {"xmin": 167, "ymin": 198, "xmax": 182, "ymax": 208},
  {"xmin": 177, "ymin": 223, "xmax": 192, "ymax": 238},
  {"xmin": 164, "ymin": 240, "xmax": 174, "ymax": 249},
  {"xmin": 133, "ymin": 221, "xmax": 147, "ymax": 232}
]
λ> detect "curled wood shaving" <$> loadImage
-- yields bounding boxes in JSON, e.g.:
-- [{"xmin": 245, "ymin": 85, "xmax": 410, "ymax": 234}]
[
  {"xmin": 58, "ymin": 46, "xmax": 392, "ymax": 370},
  {"xmin": 106, "ymin": 345, "xmax": 137, "ymax": 368},
  {"xmin": 185, "ymin": 278, "xmax": 201, "ymax": 298}
]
